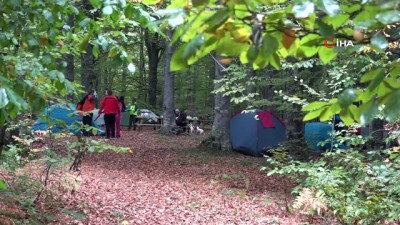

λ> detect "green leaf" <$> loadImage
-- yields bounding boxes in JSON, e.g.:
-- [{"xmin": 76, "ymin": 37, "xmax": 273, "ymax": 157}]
[
  {"xmin": 171, "ymin": 44, "xmax": 189, "ymax": 71},
  {"xmin": 338, "ymin": 88, "xmax": 357, "ymax": 108},
  {"xmin": 108, "ymin": 46, "xmax": 119, "ymax": 57},
  {"xmin": 361, "ymin": 68, "xmax": 385, "ymax": 83},
  {"xmin": 79, "ymin": 18, "xmax": 91, "ymax": 28},
  {"xmin": 0, "ymin": 179, "xmax": 7, "ymax": 190},
  {"xmin": 102, "ymin": 6, "xmax": 113, "ymax": 15},
  {"xmin": 349, "ymin": 104, "xmax": 360, "ymax": 122},
  {"xmin": 246, "ymin": 45, "xmax": 258, "ymax": 62},
  {"xmin": 316, "ymin": 0, "xmax": 339, "ymax": 16},
  {"xmin": 303, "ymin": 106, "xmax": 328, "ymax": 121},
  {"xmin": 322, "ymin": 14, "xmax": 349, "ymax": 29},
  {"xmin": 142, "ymin": 0, "xmax": 163, "ymax": 4},
  {"xmin": 204, "ymin": 9, "xmax": 230, "ymax": 32},
  {"xmin": 339, "ymin": 108, "xmax": 355, "ymax": 125},
  {"xmin": 215, "ymin": 36, "xmax": 247, "ymax": 56},
  {"xmin": 89, "ymin": 0, "xmax": 101, "ymax": 7},
  {"xmin": 317, "ymin": 21, "xmax": 335, "ymax": 37},
  {"xmin": 0, "ymin": 88, "xmax": 9, "ymax": 109},
  {"xmin": 261, "ymin": 34, "xmax": 279, "ymax": 58},
  {"xmin": 269, "ymin": 53, "xmax": 281, "ymax": 70},
  {"xmin": 368, "ymin": 69, "xmax": 386, "ymax": 91},
  {"xmin": 43, "ymin": 10, "xmax": 54, "ymax": 24},
  {"xmin": 319, "ymin": 106, "xmax": 334, "ymax": 122},
  {"xmin": 303, "ymin": 101, "xmax": 328, "ymax": 111},
  {"xmin": 382, "ymin": 90, "xmax": 400, "ymax": 122},
  {"xmin": 79, "ymin": 32, "xmax": 92, "ymax": 51},
  {"xmin": 92, "ymin": 45, "xmax": 99, "ymax": 58},
  {"xmin": 292, "ymin": 1, "xmax": 315, "ymax": 18},
  {"xmin": 376, "ymin": 10, "xmax": 400, "ymax": 25},
  {"xmin": 318, "ymin": 46, "xmax": 337, "ymax": 64},
  {"xmin": 183, "ymin": 35, "xmax": 205, "ymax": 59},
  {"xmin": 27, "ymin": 35, "xmax": 39, "ymax": 46},
  {"xmin": 371, "ymin": 33, "xmax": 388, "ymax": 50},
  {"xmin": 298, "ymin": 34, "xmax": 323, "ymax": 57},
  {"xmin": 359, "ymin": 101, "xmax": 379, "ymax": 126},
  {"xmin": 341, "ymin": 5, "xmax": 360, "ymax": 13},
  {"xmin": 192, "ymin": 0, "xmax": 209, "ymax": 7},
  {"xmin": 300, "ymin": 34, "xmax": 321, "ymax": 46}
]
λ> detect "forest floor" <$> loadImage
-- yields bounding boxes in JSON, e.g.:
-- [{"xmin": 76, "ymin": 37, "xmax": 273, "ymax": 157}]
[{"xmin": 1, "ymin": 129, "xmax": 323, "ymax": 225}]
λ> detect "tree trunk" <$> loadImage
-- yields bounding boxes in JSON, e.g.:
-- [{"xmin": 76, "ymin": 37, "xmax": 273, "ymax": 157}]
[
  {"xmin": 246, "ymin": 66, "xmax": 257, "ymax": 107},
  {"xmin": 81, "ymin": 44, "xmax": 98, "ymax": 92},
  {"xmin": 209, "ymin": 54, "xmax": 232, "ymax": 151},
  {"xmin": 0, "ymin": 125, "xmax": 6, "ymax": 155},
  {"xmin": 145, "ymin": 30, "xmax": 161, "ymax": 108},
  {"xmin": 65, "ymin": 14, "xmax": 75, "ymax": 82},
  {"xmin": 159, "ymin": 29, "xmax": 176, "ymax": 134},
  {"xmin": 80, "ymin": 0, "xmax": 99, "ymax": 93},
  {"xmin": 139, "ymin": 28, "xmax": 147, "ymax": 101},
  {"xmin": 121, "ymin": 65, "xmax": 127, "ymax": 97}
]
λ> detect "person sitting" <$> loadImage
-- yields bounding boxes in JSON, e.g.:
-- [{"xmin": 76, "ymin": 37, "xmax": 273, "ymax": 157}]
[{"xmin": 175, "ymin": 109, "xmax": 188, "ymax": 132}]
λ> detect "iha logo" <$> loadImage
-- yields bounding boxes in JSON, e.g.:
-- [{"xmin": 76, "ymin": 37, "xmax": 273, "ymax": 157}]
[{"xmin": 324, "ymin": 37, "xmax": 354, "ymax": 48}]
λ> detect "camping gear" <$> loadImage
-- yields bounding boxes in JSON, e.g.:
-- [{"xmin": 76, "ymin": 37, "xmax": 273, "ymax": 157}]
[
  {"xmin": 32, "ymin": 104, "xmax": 104, "ymax": 136},
  {"xmin": 305, "ymin": 122, "xmax": 370, "ymax": 151},
  {"xmin": 304, "ymin": 122, "xmax": 333, "ymax": 151},
  {"xmin": 230, "ymin": 110, "xmax": 287, "ymax": 157}
]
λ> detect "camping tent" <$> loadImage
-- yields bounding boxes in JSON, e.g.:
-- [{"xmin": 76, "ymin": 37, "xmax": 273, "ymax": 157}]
[
  {"xmin": 230, "ymin": 110, "xmax": 286, "ymax": 157},
  {"xmin": 32, "ymin": 104, "xmax": 104, "ymax": 136},
  {"xmin": 304, "ymin": 122, "xmax": 370, "ymax": 151},
  {"xmin": 304, "ymin": 122, "xmax": 334, "ymax": 151},
  {"xmin": 93, "ymin": 109, "xmax": 159, "ymax": 127}
]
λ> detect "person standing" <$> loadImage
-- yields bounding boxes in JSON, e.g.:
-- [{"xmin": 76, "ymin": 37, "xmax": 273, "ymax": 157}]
[
  {"xmin": 128, "ymin": 98, "xmax": 139, "ymax": 131},
  {"xmin": 115, "ymin": 96, "xmax": 123, "ymax": 138},
  {"xmin": 76, "ymin": 90, "xmax": 95, "ymax": 136},
  {"xmin": 119, "ymin": 96, "xmax": 127, "ymax": 112},
  {"xmin": 99, "ymin": 90, "xmax": 120, "ymax": 139}
]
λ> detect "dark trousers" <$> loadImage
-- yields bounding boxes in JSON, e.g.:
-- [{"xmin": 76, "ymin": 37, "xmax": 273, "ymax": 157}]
[
  {"xmin": 176, "ymin": 121, "xmax": 187, "ymax": 132},
  {"xmin": 128, "ymin": 115, "xmax": 137, "ymax": 130},
  {"xmin": 104, "ymin": 114, "xmax": 116, "ymax": 138},
  {"xmin": 82, "ymin": 113, "xmax": 93, "ymax": 136}
]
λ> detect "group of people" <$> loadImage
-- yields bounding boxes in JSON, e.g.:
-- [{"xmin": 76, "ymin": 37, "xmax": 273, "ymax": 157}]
[
  {"xmin": 76, "ymin": 90, "xmax": 140, "ymax": 138},
  {"xmin": 76, "ymin": 89, "xmax": 199, "ymax": 138}
]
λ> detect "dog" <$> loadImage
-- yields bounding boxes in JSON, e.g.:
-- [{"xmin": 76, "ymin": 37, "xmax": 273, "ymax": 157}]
[
  {"xmin": 188, "ymin": 123, "xmax": 195, "ymax": 133},
  {"xmin": 196, "ymin": 126, "xmax": 204, "ymax": 135}
]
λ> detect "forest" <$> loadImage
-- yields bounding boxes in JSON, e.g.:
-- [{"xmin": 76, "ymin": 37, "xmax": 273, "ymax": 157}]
[{"xmin": 0, "ymin": 0, "xmax": 400, "ymax": 224}]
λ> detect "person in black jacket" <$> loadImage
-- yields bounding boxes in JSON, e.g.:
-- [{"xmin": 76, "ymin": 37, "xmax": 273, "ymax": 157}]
[{"xmin": 175, "ymin": 109, "xmax": 188, "ymax": 132}]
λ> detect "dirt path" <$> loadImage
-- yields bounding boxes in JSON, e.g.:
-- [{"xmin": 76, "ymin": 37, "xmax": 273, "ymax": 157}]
[{"xmin": 52, "ymin": 130, "xmax": 307, "ymax": 225}]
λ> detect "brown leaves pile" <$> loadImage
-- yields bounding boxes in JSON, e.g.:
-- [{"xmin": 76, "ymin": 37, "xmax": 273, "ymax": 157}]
[{"xmin": 27, "ymin": 130, "xmax": 319, "ymax": 224}]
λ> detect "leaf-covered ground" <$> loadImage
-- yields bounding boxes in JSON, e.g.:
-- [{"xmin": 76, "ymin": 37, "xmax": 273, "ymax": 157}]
[
  {"xmin": 44, "ymin": 129, "xmax": 316, "ymax": 225},
  {"xmin": 3, "ymin": 129, "xmax": 319, "ymax": 224}
]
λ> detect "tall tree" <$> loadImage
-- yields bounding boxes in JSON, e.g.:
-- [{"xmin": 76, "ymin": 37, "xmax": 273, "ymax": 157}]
[
  {"xmin": 80, "ymin": 0, "xmax": 100, "ymax": 92},
  {"xmin": 138, "ymin": 28, "xmax": 147, "ymax": 101},
  {"xmin": 160, "ymin": 29, "xmax": 176, "ymax": 133},
  {"xmin": 145, "ymin": 30, "xmax": 163, "ymax": 108},
  {"xmin": 65, "ymin": 14, "xmax": 75, "ymax": 82},
  {"xmin": 210, "ymin": 54, "xmax": 232, "ymax": 151},
  {"xmin": 81, "ymin": 44, "xmax": 98, "ymax": 92}
]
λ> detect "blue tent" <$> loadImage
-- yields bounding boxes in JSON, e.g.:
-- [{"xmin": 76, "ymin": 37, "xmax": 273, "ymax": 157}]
[
  {"xmin": 32, "ymin": 104, "xmax": 104, "ymax": 136},
  {"xmin": 304, "ymin": 122, "xmax": 334, "ymax": 151},
  {"xmin": 230, "ymin": 110, "xmax": 287, "ymax": 157},
  {"xmin": 304, "ymin": 121, "xmax": 369, "ymax": 151}
]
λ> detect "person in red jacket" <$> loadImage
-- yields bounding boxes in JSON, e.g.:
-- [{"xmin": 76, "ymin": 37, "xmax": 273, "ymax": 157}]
[
  {"xmin": 99, "ymin": 90, "xmax": 120, "ymax": 138},
  {"xmin": 76, "ymin": 90, "xmax": 95, "ymax": 136}
]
